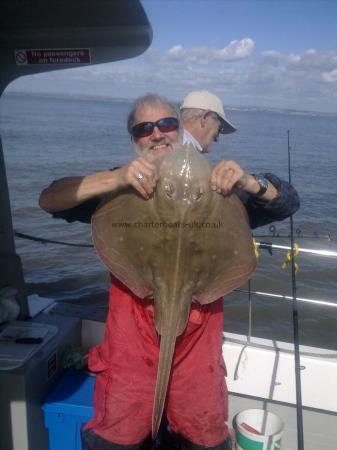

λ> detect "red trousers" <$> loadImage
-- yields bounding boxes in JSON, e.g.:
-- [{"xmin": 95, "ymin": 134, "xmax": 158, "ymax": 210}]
[{"xmin": 85, "ymin": 279, "xmax": 228, "ymax": 447}]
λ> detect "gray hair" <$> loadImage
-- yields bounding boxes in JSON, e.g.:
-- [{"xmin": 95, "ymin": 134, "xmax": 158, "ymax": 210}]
[
  {"xmin": 180, "ymin": 108, "xmax": 204, "ymax": 123},
  {"xmin": 127, "ymin": 93, "xmax": 179, "ymax": 135}
]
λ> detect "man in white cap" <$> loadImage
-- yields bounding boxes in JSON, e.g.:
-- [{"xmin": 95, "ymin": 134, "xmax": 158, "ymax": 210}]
[
  {"xmin": 181, "ymin": 89, "xmax": 237, "ymax": 150},
  {"xmin": 180, "ymin": 90, "xmax": 280, "ymax": 204},
  {"xmin": 178, "ymin": 91, "xmax": 300, "ymax": 448}
]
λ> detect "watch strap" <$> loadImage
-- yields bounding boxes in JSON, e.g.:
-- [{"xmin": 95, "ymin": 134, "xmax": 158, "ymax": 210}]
[{"xmin": 252, "ymin": 173, "xmax": 269, "ymax": 197}]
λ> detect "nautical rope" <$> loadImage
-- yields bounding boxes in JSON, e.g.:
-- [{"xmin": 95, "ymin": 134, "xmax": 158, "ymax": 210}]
[{"xmin": 14, "ymin": 230, "xmax": 94, "ymax": 248}]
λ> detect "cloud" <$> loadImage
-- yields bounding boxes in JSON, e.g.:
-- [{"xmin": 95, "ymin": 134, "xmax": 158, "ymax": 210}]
[
  {"xmin": 321, "ymin": 69, "xmax": 337, "ymax": 83},
  {"xmin": 163, "ymin": 38, "xmax": 255, "ymax": 63},
  {"xmin": 219, "ymin": 38, "xmax": 255, "ymax": 60},
  {"xmin": 260, "ymin": 48, "xmax": 337, "ymax": 72},
  {"xmin": 262, "ymin": 50, "xmax": 284, "ymax": 59},
  {"xmin": 286, "ymin": 49, "xmax": 337, "ymax": 71},
  {"xmin": 166, "ymin": 45, "xmax": 185, "ymax": 59},
  {"xmin": 7, "ymin": 43, "xmax": 337, "ymax": 113}
]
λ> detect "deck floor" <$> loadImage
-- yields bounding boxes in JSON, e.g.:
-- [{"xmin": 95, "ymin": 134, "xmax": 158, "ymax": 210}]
[{"xmin": 228, "ymin": 394, "xmax": 337, "ymax": 450}]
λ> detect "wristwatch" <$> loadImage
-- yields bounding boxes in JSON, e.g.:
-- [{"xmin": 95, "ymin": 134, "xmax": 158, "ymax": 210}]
[{"xmin": 252, "ymin": 173, "xmax": 269, "ymax": 197}]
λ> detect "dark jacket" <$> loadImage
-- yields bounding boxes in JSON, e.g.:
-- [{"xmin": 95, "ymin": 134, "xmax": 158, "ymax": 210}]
[{"xmin": 52, "ymin": 172, "xmax": 300, "ymax": 229}]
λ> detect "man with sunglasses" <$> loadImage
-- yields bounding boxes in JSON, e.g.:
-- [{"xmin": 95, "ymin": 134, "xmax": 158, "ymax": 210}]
[
  {"xmin": 40, "ymin": 93, "xmax": 299, "ymax": 450},
  {"xmin": 39, "ymin": 94, "xmax": 180, "ymax": 213}
]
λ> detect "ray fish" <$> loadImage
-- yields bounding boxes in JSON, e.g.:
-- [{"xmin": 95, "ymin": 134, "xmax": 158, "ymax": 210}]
[{"xmin": 92, "ymin": 143, "xmax": 257, "ymax": 438}]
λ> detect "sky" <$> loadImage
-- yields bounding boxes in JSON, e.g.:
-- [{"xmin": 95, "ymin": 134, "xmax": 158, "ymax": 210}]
[{"xmin": 7, "ymin": 0, "xmax": 337, "ymax": 113}]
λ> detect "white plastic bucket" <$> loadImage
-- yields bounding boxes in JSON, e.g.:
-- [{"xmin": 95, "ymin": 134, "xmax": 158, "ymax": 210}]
[{"xmin": 234, "ymin": 409, "xmax": 284, "ymax": 450}]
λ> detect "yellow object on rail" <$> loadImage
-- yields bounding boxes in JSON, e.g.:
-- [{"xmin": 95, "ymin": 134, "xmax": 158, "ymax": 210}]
[
  {"xmin": 253, "ymin": 238, "xmax": 260, "ymax": 258},
  {"xmin": 281, "ymin": 242, "xmax": 299, "ymax": 273}
]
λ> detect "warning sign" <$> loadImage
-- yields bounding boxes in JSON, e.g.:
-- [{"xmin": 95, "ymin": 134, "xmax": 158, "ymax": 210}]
[{"xmin": 15, "ymin": 49, "xmax": 91, "ymax": 66}]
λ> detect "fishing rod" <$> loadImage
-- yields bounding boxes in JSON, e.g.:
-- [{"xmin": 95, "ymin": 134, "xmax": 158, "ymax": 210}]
[
  {"xmin": 235, "ymin": 288, "xmax": 337, "ymax": 309},
  {"xmin": 256, "ymin": 241, "xmax": 337, "ymax": 259},
  {"xmin": 254, "ymin": 233, "xmax": 334, "ymax": 240},
  {"xmin": 14, "ymin": 229, "xmax": 337, "ymax": 257},
  {"xmin": 287, "ymin": 130, "xmax": 304, "ymax": 450}
]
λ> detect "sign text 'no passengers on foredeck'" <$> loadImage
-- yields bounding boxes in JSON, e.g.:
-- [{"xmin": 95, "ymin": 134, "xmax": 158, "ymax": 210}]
[{"xmin": 15, "ymin": 49, "xmax": 91, "ymax": 65}]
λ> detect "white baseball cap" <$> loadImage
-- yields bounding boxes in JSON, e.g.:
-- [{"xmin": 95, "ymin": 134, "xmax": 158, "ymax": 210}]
[{"xmin": 180, "ymin": 90, "xmax": 236, "ymax": 134}]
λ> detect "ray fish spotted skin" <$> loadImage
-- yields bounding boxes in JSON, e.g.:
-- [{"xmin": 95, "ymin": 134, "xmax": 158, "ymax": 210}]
[{"xmin": 91, "ymin": 143, "xmax": 257, "ymax": 438}]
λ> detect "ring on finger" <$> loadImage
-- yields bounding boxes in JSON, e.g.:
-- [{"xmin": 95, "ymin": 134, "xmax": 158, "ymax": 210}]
[
  {"xmin": 135, "ymin": 172, "xmax": 145, "ymax": 181},
  {"xmin": 222, "ymin": 168, "xmax": 233, "ymax": 177}
]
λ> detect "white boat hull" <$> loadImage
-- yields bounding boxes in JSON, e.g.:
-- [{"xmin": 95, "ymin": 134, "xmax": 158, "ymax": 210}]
[
  {"xmin": 222, "ymin": 332, "xmax": 337, "ymax": 449},
  {"xmin": 223, "ymin": 332, "xmax": 337, "ymax": 413}
]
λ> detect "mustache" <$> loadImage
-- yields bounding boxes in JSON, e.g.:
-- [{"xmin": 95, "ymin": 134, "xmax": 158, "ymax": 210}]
[{"xmin": 134, "ymin": 138, "xmax": 182, "ymax": 163}]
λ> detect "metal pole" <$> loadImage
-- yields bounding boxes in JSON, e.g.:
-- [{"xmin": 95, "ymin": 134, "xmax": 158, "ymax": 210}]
[
  {"xmin": 288, "ymin": 130, "xmax": 304, "ymax": 449},
  {"xmin": 257, "ymin": 241, "xmax": 337, "ymax": 259},
  {"xmin": 0, "ymin": 134, "xmax": 29, "ymax": 318}
]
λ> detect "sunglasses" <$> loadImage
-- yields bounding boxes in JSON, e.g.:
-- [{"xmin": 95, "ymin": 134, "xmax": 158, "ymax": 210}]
[{"xmin": 131, "ymin": 117, "xmax": 179, "ymax": 139}]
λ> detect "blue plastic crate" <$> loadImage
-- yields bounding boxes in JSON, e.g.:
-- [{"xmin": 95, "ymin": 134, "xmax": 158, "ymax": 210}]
[{"xmin": 43, "ymin": 369, "xmax": 94, "ymax": 450}]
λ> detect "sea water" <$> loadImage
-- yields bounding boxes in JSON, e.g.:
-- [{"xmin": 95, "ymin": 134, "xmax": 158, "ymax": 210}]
[{"xmin": 1, "ymin": 92, "xmax": 336, "ymax": 349}]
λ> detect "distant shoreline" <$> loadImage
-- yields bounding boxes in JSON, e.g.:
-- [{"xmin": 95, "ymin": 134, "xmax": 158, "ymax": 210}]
[{"xmin": 3, "ymin": 89, "xmax": 337, "ymax": 119}]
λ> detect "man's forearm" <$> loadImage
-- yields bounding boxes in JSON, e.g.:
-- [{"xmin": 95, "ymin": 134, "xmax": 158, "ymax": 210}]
[
  {"xmin": 39, "ymin": 169, "xmax": 125, "ymax": 213},
  {"xmin": 240, "ymin": 173, "xmax": 300, "ymax": 229}
]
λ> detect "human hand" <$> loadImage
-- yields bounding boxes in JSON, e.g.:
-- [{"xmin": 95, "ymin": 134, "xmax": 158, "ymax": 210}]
[
  {"xmin": 211, "ymin": 160, "xmax": 252, "ymax": 195},
  {"xmin": 120, "ymin": 157, "xmax": 158, "ymax": 199}
]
